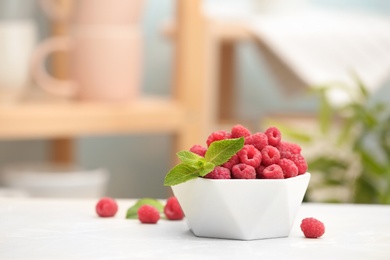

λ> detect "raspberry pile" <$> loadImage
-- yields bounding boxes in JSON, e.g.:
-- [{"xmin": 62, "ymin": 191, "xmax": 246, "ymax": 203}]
[{"xmin": 191, "ymin": 124, "xmax": 308, "ymax": 179}]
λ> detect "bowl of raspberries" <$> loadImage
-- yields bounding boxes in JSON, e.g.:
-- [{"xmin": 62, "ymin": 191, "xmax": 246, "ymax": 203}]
[{"xmin": 165, "ymin": 124, "xmax": 310, "ymax": 240}]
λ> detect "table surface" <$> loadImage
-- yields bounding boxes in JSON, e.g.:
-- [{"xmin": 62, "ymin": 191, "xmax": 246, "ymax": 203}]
[{"xmin": 1, "ymin": 198, "xmax": 389, "ymax": 260}]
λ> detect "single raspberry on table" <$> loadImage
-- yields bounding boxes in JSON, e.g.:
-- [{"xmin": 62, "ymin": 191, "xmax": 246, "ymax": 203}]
[
  {"xmin": 189, "ymin": 144, "xmax": 207, "ymax": 157},
  {"xmin": 164, "ymin": 196, "xmax": 184, "ymax": 220},
  {"xmin": 138, "ymin": 205, "xmax": 160, "ymax": 224},
  {"xmin": 290, "ymin": 154, "xmax": 308, "ymax": 175},
  {"xmin": 260, "ymin": 164, "xmax": 284, "ymax": 179},
  {"xmin": 237, "ymin": 144, "xmax": 262, "ymax": 168},
  {"xmin": 300, "ymin": 217, "xmax": 325, "ymax": 238},
  {"xmin": 231, "ymin": 163, "xmax": 256, "ymax": 179},
  {"xmin": 95, "ymin": 197, "xmax": 118, "ymax": 217},
  {"xmin": 231, "ymin": 124, "xmax": 251, "ymax": 138},
  {"xmin": 206, "ymin": 130, "xmax": 231, "ymax": 147},
  {"xmin": 204, "ymin": 166, "xmax": 231, "ymax": 179},
  {"xmin": 278, "ymin": 158, "xmax": 298, "ymax": 178},
  {"xmin": 245, "ymin": 132, "xmax": 268, "ymax": 151},
  {"xmin": 222, "ymin": 154, "xmax": 240, "ymax": 170},
  {"xmin": 261, "ymin": 145, "xmax": 281, "ymax": 166},
  {"xmin": 265, "ymin": 127, "xmax": 282, "ymax": 146}
]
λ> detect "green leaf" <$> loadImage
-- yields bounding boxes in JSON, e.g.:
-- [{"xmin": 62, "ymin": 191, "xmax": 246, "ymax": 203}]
[
  {"xmin": 351, "ymin": 71, "xmax": 369, "ymax": 100},
  {"xmin": 337, "ymin": 117, "xmax": 354, "ymax": 145},
  {"xmin": 379, "ymin": 119, "xmax": 390, "ymax": 159},
  {"xmin": 126, "ymin": 198, "xmax": 164, "ymax": 219},
  {"xmin": 177, "ymin": 150, "xmax": 203, "ymax": 164},
  {"xmin": 318, "ymin": 89, "xmax": 333, "ymax": 134},
  {"xmin": 358, "ymin": 147, "xmax": 387, "ymax": 175},
  {"xmin": 164, "ymin": 137, "xmax": 243, "ymax": 186},
  {"xmin": 164, "ymin": 163, "xmax": 204, "ymax": 186},
  {"xmin": 308, "ymin": 156, "xmax": 348, "ymax": 173},
  {"xmin": 205, "ymin": 137, "xmax": 244, "ymax": 166},
  {"xmin": 271, "ymin": 123, "xmax": 313, "ymax": 143},
  {"xmin": 199, "ymin": 162, "xmax": 215, "ymax": 177},
  {"xmin": 353, "ymin": 173, "xmax": 379, "ymax": 204}
]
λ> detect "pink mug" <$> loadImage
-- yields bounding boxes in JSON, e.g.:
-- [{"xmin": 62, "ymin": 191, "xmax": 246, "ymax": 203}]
[{"xmin": 31, "ymin": 26, "xmax": 143, "ymax": 101}]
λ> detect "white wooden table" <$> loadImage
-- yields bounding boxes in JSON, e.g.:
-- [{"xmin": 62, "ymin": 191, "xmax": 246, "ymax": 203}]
[{"xmin": 1, "ymin": 198, "xmax": 389, "ymax": 259}]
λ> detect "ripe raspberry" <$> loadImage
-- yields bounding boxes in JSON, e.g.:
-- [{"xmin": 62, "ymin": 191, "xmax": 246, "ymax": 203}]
[
  {"xmin": 204, "ymin": 166, "xmax": 231, "ymax": 179},
  {"xmin": 300, "ymin": 217, "xmax": 325, "ymax": 238},
  {"xmin": 231, "ymin": 163, "xmax": 256, "ymax": 179},
  {"xmin": 138, "ymin": 205, "xmax": 160, "ymax": 224},
  {"xmin": 164, "ymin": 196, "xmax": 184, "ymax": 220},
  {"xmin": 95, "ymin": 197, "xmax": 118, "ymax": 217},
  {"xmin": 231, "ymin": 124, "xmax": 251, "ymax": 138},
  {"xmin": 278, "ymin": 158, "xmax": 298, "ymax": 178},
  {"xmin": 265, "ymin": 127, "xmax": 282, "ymax": 146},
  {"xmin": 285, "ymin": 142, "xmax": 301, "ymax": 154},
  {"xmin": 261, "ymin": 145, "xmax": 281, "ymax": 166},
  {"xmin": 255, "ymin": 165, "xmax": 265, "ymax": 179},
  {"xmin": 206, "ymin": 130, "xmax": 231, "ymax": 147},
  {"xmin": 189, "ymin": 144, "xmax": 207, "ymax": 157},
  {"xmin": 276, "ymin": 142, "xmax": 291, "ymax": 159},
  {"xmin": 237, "ymin": 145, "xmax": 262, "ymax": 168},
  {"xmin": 222, "ymin": 154, "xmax": 240, "ymax": 170},
  {"xmin": 245, "ymin": 132, "xmax": 268, "ymax": 151},
  {"xmin": 260, "ymin": 164, "xmax": 284, "ymax": 179},
  {"xmin": 290, "ymin": 154, "xmax": 308, "ymax": 175},
  {"xmin": 277, "ymin": 141, "xmax": 301, "ymax": 159}
]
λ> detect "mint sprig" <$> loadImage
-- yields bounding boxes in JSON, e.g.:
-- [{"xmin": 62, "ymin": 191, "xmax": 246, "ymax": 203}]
[
  {"xmin": 164, "ymin": 137, "xmax": 244, "ymax": 186},
  {"xmin": 126, "ymin": 198, "xmax": 164, "ymax": 219}
]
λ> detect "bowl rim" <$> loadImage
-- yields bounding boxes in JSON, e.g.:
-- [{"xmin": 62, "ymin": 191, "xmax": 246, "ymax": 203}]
[{"xmin": 185, "ymin": 172, "xmax": 310, "ymax": 184}]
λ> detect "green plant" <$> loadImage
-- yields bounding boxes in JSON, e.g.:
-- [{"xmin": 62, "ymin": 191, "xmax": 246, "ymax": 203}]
[{"xmin": 277, "ymin": 77, "xmax": 390, "ymax": 204}]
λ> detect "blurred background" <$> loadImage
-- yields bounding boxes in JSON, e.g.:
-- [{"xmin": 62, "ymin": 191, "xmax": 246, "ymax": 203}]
[{"xmin": 0, "ymin": 0, "xmax": 389, "ymax": 202}]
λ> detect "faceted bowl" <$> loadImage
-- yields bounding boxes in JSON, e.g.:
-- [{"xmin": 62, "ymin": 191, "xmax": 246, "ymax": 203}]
[{"xmin": 171, "ymin": 173, "xmax": 310, "ymax": 240}]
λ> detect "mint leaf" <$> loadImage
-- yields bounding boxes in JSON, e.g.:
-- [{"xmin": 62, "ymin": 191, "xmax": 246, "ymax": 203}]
[
  {"xmin": 164, "ymin": 163, "xmax": 204, "ymax": 186},
  {"xmin": 177, "ymin": 150, "xmax": 203, "ymax": 164},
  {"xmin": 176, "ymin": 150, "xmax": 207, "ymax": 168},
  {"xmin": 164, "ymin": 137, "xmax": 244, "ymax": 186},
  {"xmin": 126, "ymin": 198, "xmax": 164, "ymax": 219},
  {"xmin": 199, "ymin": 162, "xmax": 215, "ymax": 177},
  {"xmin": 205, "ymin": 137, "xmax": 244, "ymax": 166}
]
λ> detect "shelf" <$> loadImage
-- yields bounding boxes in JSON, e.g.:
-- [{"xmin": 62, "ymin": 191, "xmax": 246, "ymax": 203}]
[
  {"xmin": 0, "ymin": 0, "xmax": 208, "ymax": 165},
  {"xmin": 0, "ymin": 97, "xmax": 186, "ymax": 140},
  {"xmin": 162, "ymin": 18, "xmax": 252, "ymax": 41}
]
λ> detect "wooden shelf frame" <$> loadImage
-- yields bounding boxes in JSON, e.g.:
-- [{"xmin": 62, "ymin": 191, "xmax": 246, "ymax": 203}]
[{"xmin": 0, "ymin": 97, "xmax": 185, "ymax": 139}]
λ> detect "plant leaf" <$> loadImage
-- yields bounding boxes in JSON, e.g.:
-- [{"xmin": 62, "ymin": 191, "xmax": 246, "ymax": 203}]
[
  {"xmin": 126, "ymin": 198, "xmax": 164, "ymax": 219},
  {"xmin": 204, "ymin": 137, "xmax": 244, "ymax": 166},
  {"xmin": 337, "ymin": 117, "xmax": 354, "ymax": 145},
  {"xmin": 199, "ymin": 162, "xmax": 215, "ymax": 177},
  {"xmin": 358, "ymin": 147, "xmax": 387, "ymax": 175},
  {"xmin": 379, "ymin": 118, "xmax": 390, "ymax": 160},
  {"xmin": 164, "ymin": 163, "xmax": 204, "ymax": 186},
  {"xmin": 308, "ymin": 156, "xmax": 348, "ymax": 173},
  {"xmin": 318, "ymin": 89, "xmax": 333, "ymax": 134},
  {"xmin": 176, "ymin": 150, "xmax": 203, "ymax": 164},
  {"xmin": 351, "ymin": 71, "xmax": 369, "ymax": 100},
  {"xmin": 272, "ymin": 123, "xmax": 313, "ymax": 143}
]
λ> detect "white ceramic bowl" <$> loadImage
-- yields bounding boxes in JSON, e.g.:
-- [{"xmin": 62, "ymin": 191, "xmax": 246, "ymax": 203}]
[
  {"xmin": 0, "ymin": 163, "xmax": 109, "ymax": 198},
  {"xmin": 172, "ymin": 173, "xmax": 310, "ymax": 240}
]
